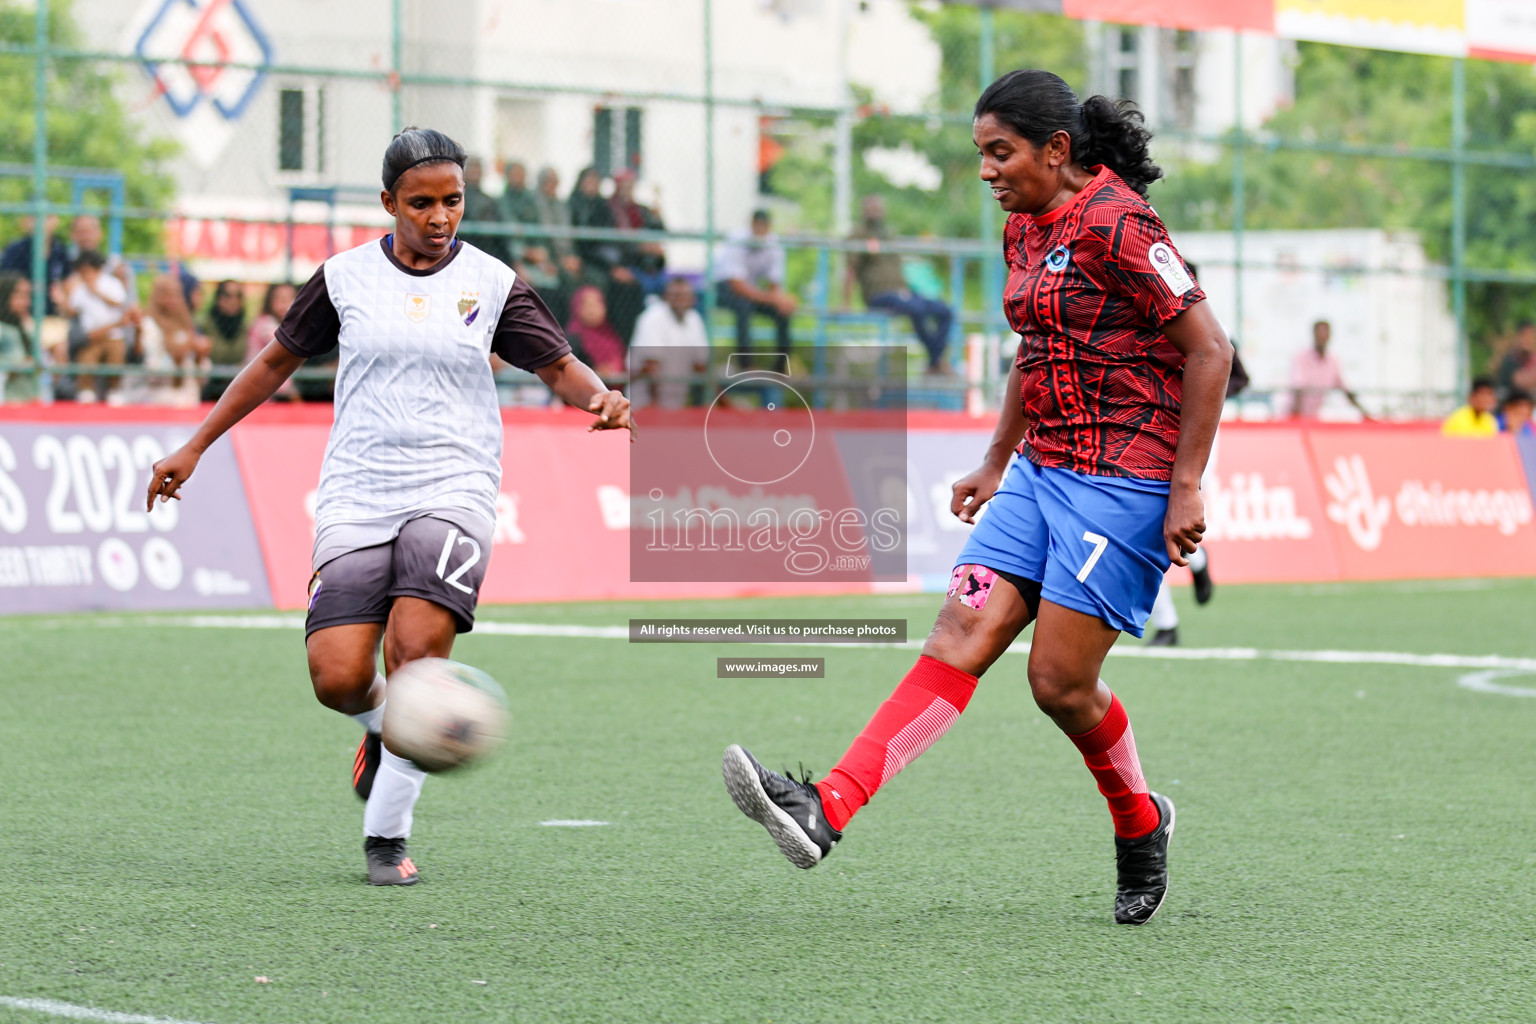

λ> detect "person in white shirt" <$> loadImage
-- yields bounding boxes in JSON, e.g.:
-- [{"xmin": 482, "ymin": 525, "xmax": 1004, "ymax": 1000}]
[
  {"xmin": 124, "ymin": 273, "xmax": 209, "ymax": 407},
  {"xmin": 714, "ymin": 209, "xmax": 795, "ymax": 352},
  {"xmin": 146, "ymin": 127, "xmax": 635, "ymax": 887},
  {"xmin": 65, "ymin": 250, "xmax": 134, "ymax": 404},
  {"xmin": 629, "ymin": 276, "xmax": 707, "ymax": 408}
]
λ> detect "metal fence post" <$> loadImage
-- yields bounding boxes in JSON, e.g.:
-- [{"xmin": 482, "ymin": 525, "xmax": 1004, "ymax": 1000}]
[
  {"xmin": 391, "ymin": 0, "xmax": 404, "ymax": 133},
  {"xmin": 703, "ymin": 0, "xmax": 717, "ymax": 340},
  {"xmin": 1232, "ymin": 29, "xmax": 1245, "ymax": 353},
  {"xmin": 29, "ymin": 0, "xmax": 49, "ymax": 368},
  {"xmin": 1451, "ymin": 56, "xmax": 1468, "ymax": 394},
  {"xmin": 978, "ymin": 5, "xmax": 997, "ymax": 335}
]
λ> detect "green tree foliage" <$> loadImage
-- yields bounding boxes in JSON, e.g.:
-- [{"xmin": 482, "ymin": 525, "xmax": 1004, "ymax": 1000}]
[
  {"xmin": 0, "ymin": 0, "xmax": 177, "ymax": 254},
  {"xmin": 768, "ymin": 8, "xmax": 1084, "ymax": 238},
  {"xmin": 858, "ymin": 6, "xmax": 1085, "ymax": 242},
  {"xmin": 764, "ymin": 7, "xmax": 1083, "ymax": 298},
  {"xmin": 1151, "ymin": 42, "xmax": 1536, "ymax": 362}
]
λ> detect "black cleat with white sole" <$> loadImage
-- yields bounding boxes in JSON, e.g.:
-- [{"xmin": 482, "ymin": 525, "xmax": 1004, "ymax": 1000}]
[
  {"xmin": 722, "ymin": 744, "xmax": 841, "ymax": 869},
  {"xmin": 1146, "ymin": 627, "xmax": 1179, "ymax": 647},
  {"xmin": 1192, "ymin": 562, "xmax": 1214, "ymax": 605},
  {"xmin": 364, "ymin": 836, "xmax": 420, "ymax": 886},
  {"xmin": 1114, "ymin": 791, "xmax": 1175, "ymax": 925}
]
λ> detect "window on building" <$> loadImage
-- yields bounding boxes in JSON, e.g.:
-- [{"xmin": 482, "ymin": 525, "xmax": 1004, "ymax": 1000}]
[
  {"xmin": 1168, "ymin": 30, "xmax": 1199, "ymax": 129},
  {"xmin": 277, "ymin": 85, "xmax": 326, "ymax": 175},
  {"xmin": 593, "ymin": 105, "xmax": 643, "ymax": 177},
  {"xmin": 1114, "ymin": 27, "xmax": 1140, "ymax": 105}
]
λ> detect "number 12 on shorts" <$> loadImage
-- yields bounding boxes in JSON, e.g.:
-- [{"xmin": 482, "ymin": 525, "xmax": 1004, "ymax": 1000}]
[
  {"xmin": 436, "ymin": 527, "xmax": 482, "ymax": 594},
  {"xmin": 1076, "ymin": 531, "xmax": 1108, "ymax": 582}
]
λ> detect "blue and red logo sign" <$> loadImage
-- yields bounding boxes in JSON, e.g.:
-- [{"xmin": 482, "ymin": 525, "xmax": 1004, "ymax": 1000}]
[{"xmin": 134, "ymin": 0, "xmax": 274, "ymax": 121}]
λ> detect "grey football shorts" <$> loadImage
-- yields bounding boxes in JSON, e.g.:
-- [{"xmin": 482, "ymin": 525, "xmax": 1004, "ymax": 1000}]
[{"xmin": 305, "ymin": 513, "xmax": 493, "ymax": 637}]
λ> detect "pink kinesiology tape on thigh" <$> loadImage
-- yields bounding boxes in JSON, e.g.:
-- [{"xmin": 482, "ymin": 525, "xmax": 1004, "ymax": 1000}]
[{"xmin": 948, "ymin": 564, "xmax": 1000, "ymax": 611}]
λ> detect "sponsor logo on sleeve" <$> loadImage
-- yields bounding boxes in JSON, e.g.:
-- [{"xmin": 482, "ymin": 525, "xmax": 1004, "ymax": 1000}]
[{"xmin": 1148, "ymin": 242, "xmax": 1195, "ymax": 297}]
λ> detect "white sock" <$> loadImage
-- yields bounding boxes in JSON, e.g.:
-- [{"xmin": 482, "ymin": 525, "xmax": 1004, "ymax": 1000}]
[
  {"xmin": 364, "ymin": 748, "xmax": 426, "ymax": 839},
  {"xmin": 1149, "ymin": 578, "xmax": 1179, "ymax": 631},
  {"xmin": 346, "ymin": 673, "xmax": 387, "ymax": 733},
  {"xmin": 1188, "ymin": 546, "xmax": 1208, "ymax": 573}
]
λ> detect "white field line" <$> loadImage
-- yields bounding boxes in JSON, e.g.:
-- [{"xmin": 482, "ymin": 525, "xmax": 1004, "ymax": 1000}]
[
  {"xmin": 145, "ymin": 615, "xmax": 1536, "ymax": 674},
  {"xmin": 539, "ymin": 819, "xmax": 611, "ymax": 827},
  {"xmin": 0, "ymin": 996, "xmax": 224, "ymax": 1024}
]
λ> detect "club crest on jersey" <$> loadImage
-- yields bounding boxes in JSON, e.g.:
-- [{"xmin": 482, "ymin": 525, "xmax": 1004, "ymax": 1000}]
[
  {"xmin": 1045, "ymin": 245, "xmax": 1071, "ymax": 272},
  {"xmin": 404, "ymin": 293, "xmax": 430, "ymax": 323},
  {"xmin": 458, "ymin": 291, "xmax": 481, "ymax": 327}
]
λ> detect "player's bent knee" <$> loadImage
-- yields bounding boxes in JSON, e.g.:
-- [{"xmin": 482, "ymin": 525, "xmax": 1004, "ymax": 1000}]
[
  {"xmin": 922, "ymin": 603, "xmax": 1013, "ymax": 676},
  {"xmin": 306, "ymin": 649, "xmax": 377, "ymax": 713},
  {"xmin": 1026, "ymin": 662, "xmax": 1096, "ymax": 720},
  {"xmin": 309, "ymin": 665, "xmax": 375, "ymax": 713}
]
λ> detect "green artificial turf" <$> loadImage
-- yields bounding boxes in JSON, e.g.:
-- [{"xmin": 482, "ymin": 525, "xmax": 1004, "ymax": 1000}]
[{"xmin": 2, "ymin": 579, "xmax": 1535, "ymax": 1023}]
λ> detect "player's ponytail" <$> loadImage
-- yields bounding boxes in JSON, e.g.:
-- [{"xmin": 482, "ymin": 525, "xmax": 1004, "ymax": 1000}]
[
  {"xmin": 1077, "ymin": 94, "xmax": 1161, "ymax": 197},
  {"xmin": 974, "ymin": 70, "xmax": 1163, "ymax": 197},
  {"xmin": 381, "ymin": 126, "xmax": 467, "ymax": 193}
]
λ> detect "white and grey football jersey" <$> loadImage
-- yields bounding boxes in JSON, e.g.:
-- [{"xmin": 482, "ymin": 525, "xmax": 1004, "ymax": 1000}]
[{"xmin": 276, "ymin": 237, "xmax": 569, "ymax": 569}]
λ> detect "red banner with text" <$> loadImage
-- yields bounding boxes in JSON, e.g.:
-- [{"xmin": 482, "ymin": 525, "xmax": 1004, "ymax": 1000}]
[
  {"xmin": 1304, "ymin": 428, "xmax": 1536, "ymax": 580},
  {"xmin": 3, "ymin": 407, "xmax": 1534, "ymax": 614}
]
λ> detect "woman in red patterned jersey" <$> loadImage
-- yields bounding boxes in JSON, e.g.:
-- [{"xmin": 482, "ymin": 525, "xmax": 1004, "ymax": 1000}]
[{"xmin": 723, "ymin": 70, "xmax": 1232, "ymax": 926}]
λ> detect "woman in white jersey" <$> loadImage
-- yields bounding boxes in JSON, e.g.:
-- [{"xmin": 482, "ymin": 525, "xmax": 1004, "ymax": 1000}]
[{"xmin": 145, "ymin": 128, "xmax": 634, "ymax": 886}]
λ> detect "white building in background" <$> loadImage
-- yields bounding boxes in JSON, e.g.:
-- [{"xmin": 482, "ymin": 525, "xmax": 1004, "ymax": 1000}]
[
  {"xmin": 58, "ymin": 0, "xmax": 939, "ymax": 281},
  {"xmin": 1176, "ymin": 230, "xmax": 1458, "ymax": 415},
  {"xmin": 1083, "ymin": 23, "xmax": 1295, "ymax": 138}
]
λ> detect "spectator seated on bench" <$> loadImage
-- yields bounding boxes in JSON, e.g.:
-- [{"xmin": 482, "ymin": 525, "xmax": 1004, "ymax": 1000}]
[{"xmin": 848, "ymin": 195, "xmax": 953, "ymax": 375}]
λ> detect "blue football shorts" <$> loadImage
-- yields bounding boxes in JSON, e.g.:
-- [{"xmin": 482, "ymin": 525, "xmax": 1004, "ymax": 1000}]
[{"xmin": 954, "ymin": 458, "xmax": 1171, "ymax": 637}]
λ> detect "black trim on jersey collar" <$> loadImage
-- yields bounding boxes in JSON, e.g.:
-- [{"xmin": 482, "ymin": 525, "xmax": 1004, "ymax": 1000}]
[{"xmin": 379, "ymin": 234, "xmax": 464, "ymax": 277}]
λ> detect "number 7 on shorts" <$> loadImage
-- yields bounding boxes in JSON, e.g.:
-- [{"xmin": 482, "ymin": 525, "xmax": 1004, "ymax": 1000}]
[{"xmin": 1076, "ymin": 531, "xmax": 1109, "ymax": 582}]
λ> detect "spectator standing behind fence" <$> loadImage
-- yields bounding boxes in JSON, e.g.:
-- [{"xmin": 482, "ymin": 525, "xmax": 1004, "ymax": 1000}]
[
  {"xmin": 569, "ymin": 167, "xmax": 645, "ymax": 342},
  {"xmin": 565, "ymin": 284, "xmax": 627, "ymax": 379},
  {"xmin": 0, "ymin": 273, "xmax": 36, "ymax": 403},
  {"xmin": 498, "ymin": 161, "xmax": 540, "ymax": 261},
  {"xmin": 199, "ymin": 279, "xmax": 246, "ymax": 402},
  {"xmin": 1442, "ymin": 376, "xmax": 1500, "ymax": 437},
  {"xmin": 459, "ymin": 157, "xmax": 509, "ymax": 264},
  {"xmin": 0, "ymin": 215, "xmax": 70, "ymax": 315},
  {"xmin": 629, "ymin": 276, "xmax": 706, "ymax": 409},
  {"xmin": 848, "ymin": 195, "xmax": 955, "ymax": 375},
  {"xmin": 716, "ymin": 209, "xmax": 795, "ymax": 352},
  {"xmin": 1289, "ymin": 319, "xmax": 1368, "ymax": 419},
  {"xmin": 64, "ymin": 251, "xmax": 135, "ymax": 404},
  {"xmin": 247, "ymin": 282, "xmax": 302, "ymax": 403},
  {"xmin": 532, "ymin": 167, "xmax": 576, "ymax": 266},
  {"xmin": 1500, "ymin": 388, "xmax": 1534, "ymax": 437},
  {"xmin": 1494, "ymin": 321, "xmax": 1536, "ymax": 397},
  {"xmin": 126, "ymin": 274, "xmax": 208, "ymax": 407},
  {"xmin": 610, "ymin": 169, "xmax": 668, "ymax": 296},
  {"xmin": 569, "ymin": 166, "xmax": 623, "ymax": 270}
]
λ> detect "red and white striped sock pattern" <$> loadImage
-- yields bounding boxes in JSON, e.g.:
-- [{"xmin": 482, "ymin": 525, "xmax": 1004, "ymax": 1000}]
[
  {"xmin": 816, "ymin": 656, "xmax": 978, "ymax": 831},
  {"xmin": 1067, "ymin": 692, "xmax": 1159, "ymax": 839},
  {"xmin": 880, "ymin": 698, "xmax": 962, "ymax": 784}
]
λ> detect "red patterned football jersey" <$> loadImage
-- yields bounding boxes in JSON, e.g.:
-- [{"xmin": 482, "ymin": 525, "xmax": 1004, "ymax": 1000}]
[{"xmin": 1003, "ymin": 165, "xmax": 1205, "ymax": 481}]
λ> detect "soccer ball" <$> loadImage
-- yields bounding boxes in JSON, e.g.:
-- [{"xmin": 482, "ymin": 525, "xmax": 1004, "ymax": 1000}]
[{"xmin": 382, "ymin": 658, "xmax": 511, "ymax": 773}]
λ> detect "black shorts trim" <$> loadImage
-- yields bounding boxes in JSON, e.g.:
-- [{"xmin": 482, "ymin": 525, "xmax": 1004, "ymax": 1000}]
[
  {"xmin": 305, "ymin": 611, "xmax": 389, "ymax": 640},
  {"xmin": 389, "ymin": 587, "xmax": 477, "ymax": 634},
  {"xmin": 993, "ymin": 567, "xmax": 1043, "ymax": 619}
]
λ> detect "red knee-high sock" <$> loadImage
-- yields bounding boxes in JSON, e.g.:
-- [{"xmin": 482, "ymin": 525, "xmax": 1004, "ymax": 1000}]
[
  {"xmin": 1067, "ymin": 693, "xmax": 1159, "ymax": 839},
  {"xmin": 815, "ymin": 655, "xmax": 978, "ymax": 831}
]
